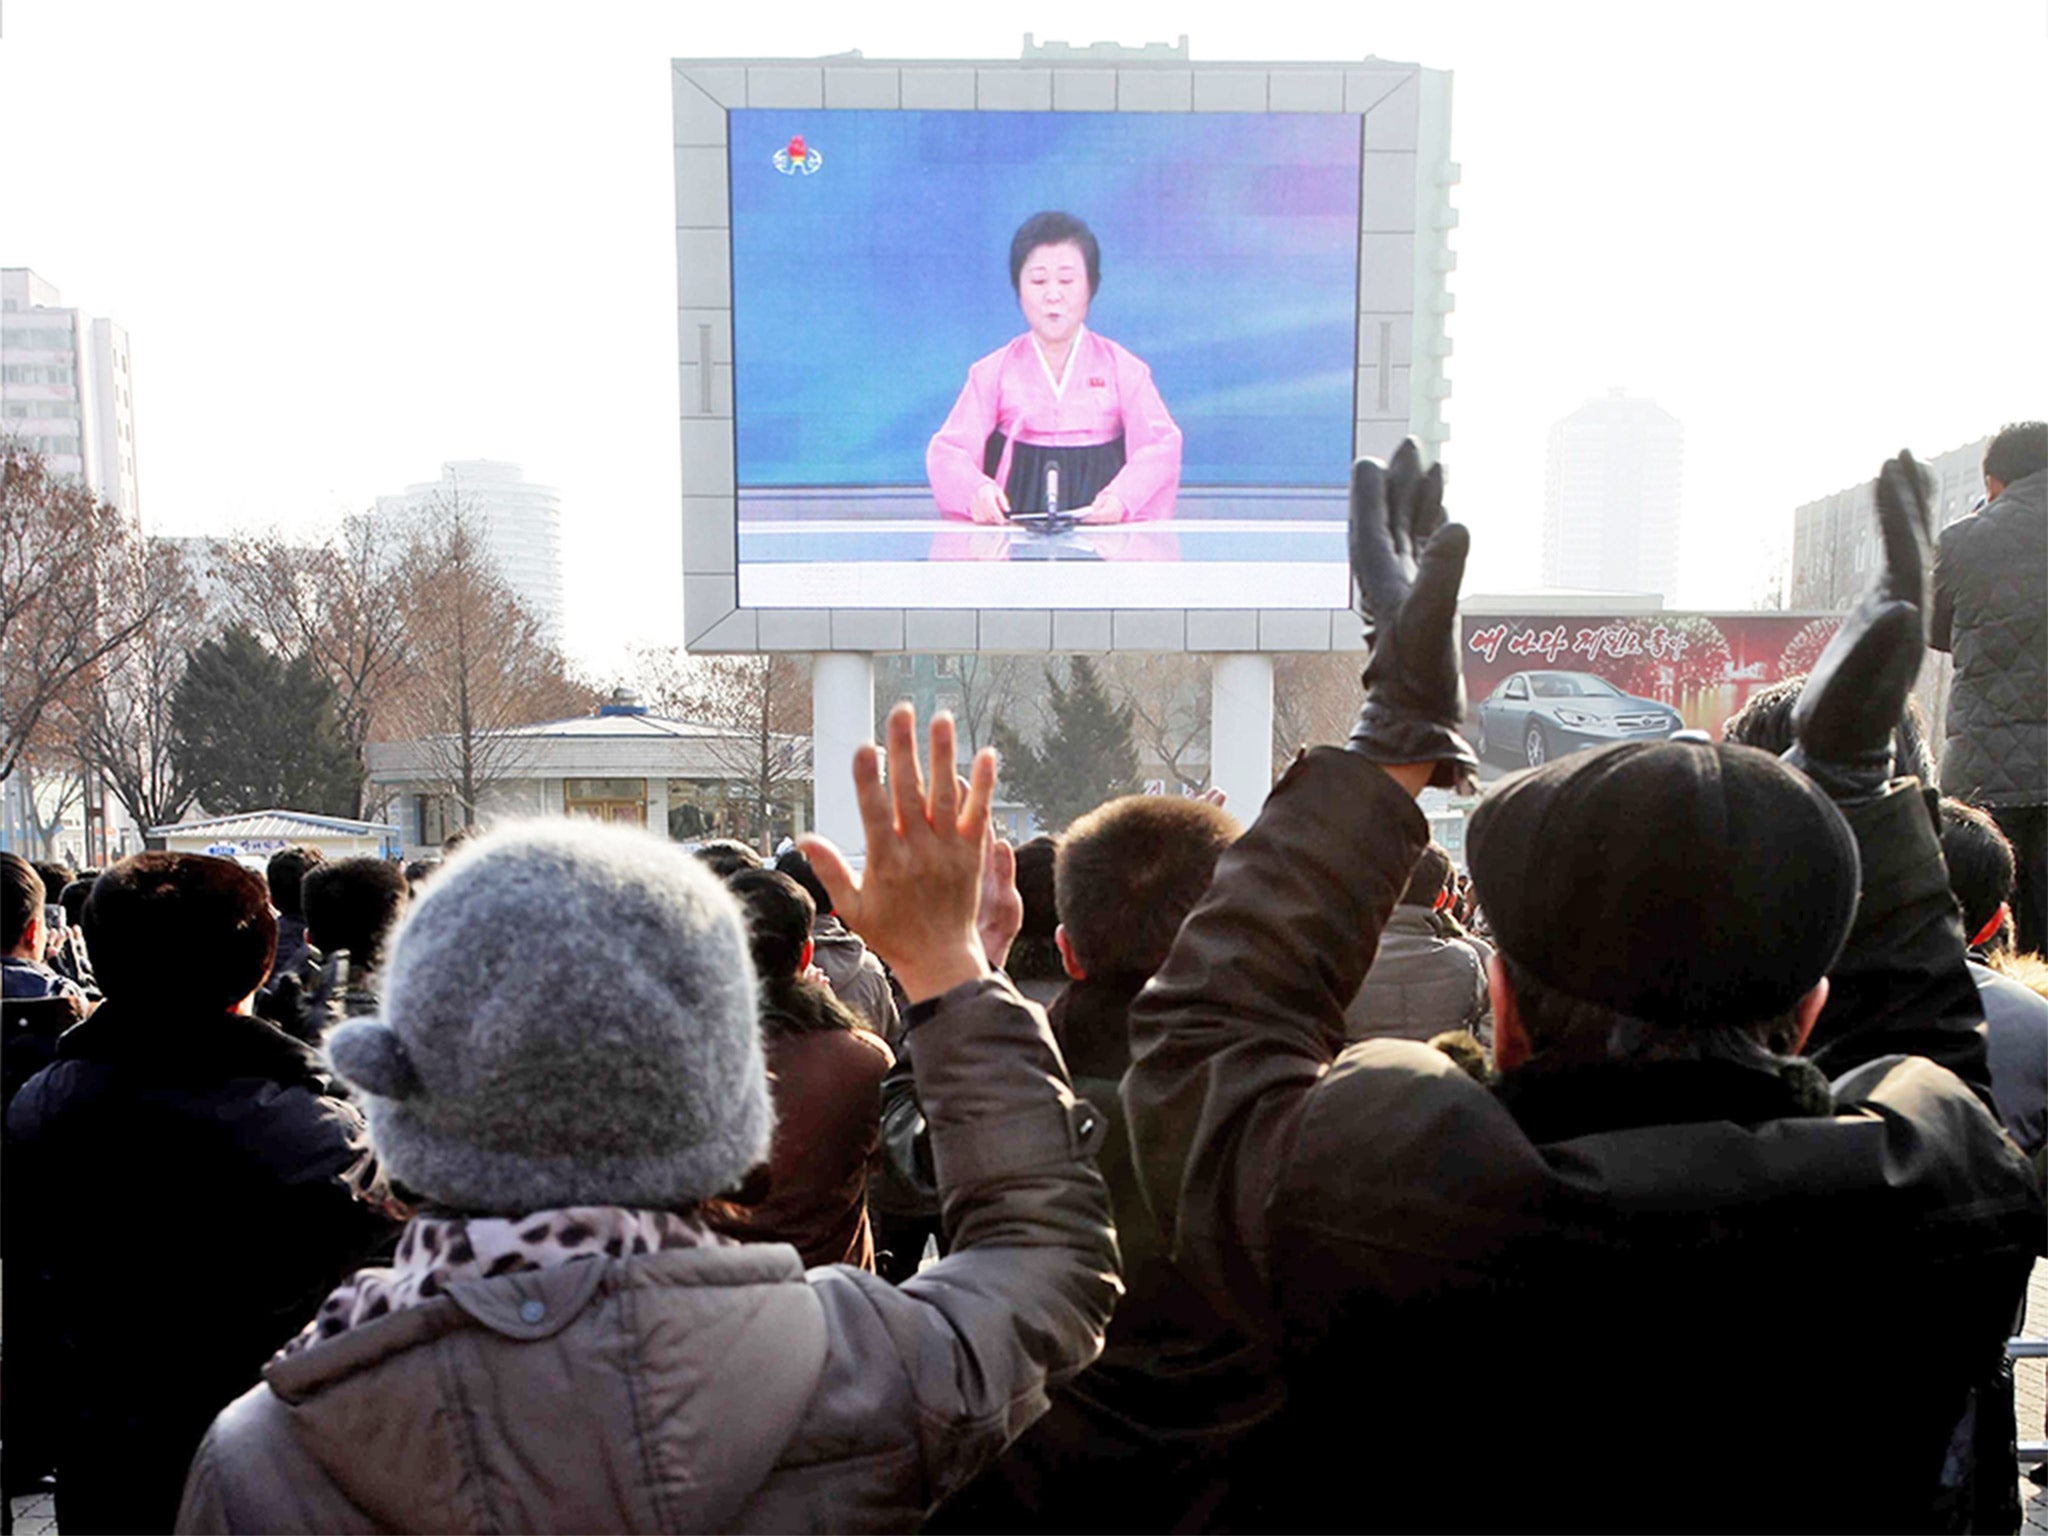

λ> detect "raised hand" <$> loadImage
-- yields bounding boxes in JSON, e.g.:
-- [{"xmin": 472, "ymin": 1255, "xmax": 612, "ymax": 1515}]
[
  {"xmin": 1788, "ymin": 450, "xmax": 1934, "ymax": 801},
  {"xmin": 976, "ymin": 830, "xmax": 1024, "ymax": 970},
  {"xmin": 799, "ymin": 705, "xmax": 998, "ymax": 1003},
  {"xmin": 1345, "ymin": 438, "xmax": 1478, "ymax": 789}
]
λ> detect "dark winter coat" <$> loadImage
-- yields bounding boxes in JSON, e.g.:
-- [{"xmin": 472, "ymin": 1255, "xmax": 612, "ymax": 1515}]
[
  {"xmin": 928, "ymin": 974, "xmax": 1280, "ymax": 1534},
  {"xmin": 2, "ymin": 959, "xmax": 88, "ymax": 1107},
  {"xmin": 5, "ymin": 1000, "xmax": 397, "ymax": 1535},
  {"xmin": 1973, "ymin": 959, "xmax": 2048, "ymax": 1156},
  {"xmin": 708, "ymin": 982, "xmax": 894, "ymax": 1269},
  {"xmin": 1124, "ymin": 749, "xmax": 2042, "ymax": 1533},
  {"xmin": 175, "ymin": 976, "xmax": 1118, "ymax": 1535},
  {"xmin": 266, "ymin": 914, "xmax": 313, "ymax": 996},
  {"xmin": 1932, "ymin": 467, "xmax": 2047, "ymax": 806}
]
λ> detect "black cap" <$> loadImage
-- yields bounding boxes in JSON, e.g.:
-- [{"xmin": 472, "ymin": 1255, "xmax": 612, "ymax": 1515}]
[{"xmin": 1467, "ymin": 740, "xmax": 1858, "ymax": 1027}]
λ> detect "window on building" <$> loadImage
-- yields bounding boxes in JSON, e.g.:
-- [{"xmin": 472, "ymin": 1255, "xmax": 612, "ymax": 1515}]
[{"xmin": 565, "ymin": 777, "xmax": 646, "ymax": 826}]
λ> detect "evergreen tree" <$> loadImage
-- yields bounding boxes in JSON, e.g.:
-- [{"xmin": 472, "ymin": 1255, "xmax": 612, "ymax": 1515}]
[
  {"xmin": 171, "ymin": 625, "xmax": 362, "ymax": 815},
  {"xmin": 991, "ymin": 656, "xmax": 1139, "ymax": 832}
]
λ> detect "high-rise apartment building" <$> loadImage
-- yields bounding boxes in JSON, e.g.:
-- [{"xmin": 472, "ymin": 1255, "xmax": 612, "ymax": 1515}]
[
  {"xmin": 375, "ymin": 460, "xmax": 564, "ymax": 641},
  {"xmin": 1790, "ymin": 436, "xmax": 1990, "ymax": 611},
  {"xmin": 1, "ymin": 268, "xmax": 141, "ymax": 519},
  {"xmin": 1543, "ymin": 389, "xmax": 1684, "ymax": 599}
]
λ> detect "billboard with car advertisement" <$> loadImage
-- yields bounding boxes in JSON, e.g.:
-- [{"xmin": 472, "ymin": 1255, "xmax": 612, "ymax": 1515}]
[{"xmin": 1461, "ymin": 612, "xmax": 1843, "ymax": 783}]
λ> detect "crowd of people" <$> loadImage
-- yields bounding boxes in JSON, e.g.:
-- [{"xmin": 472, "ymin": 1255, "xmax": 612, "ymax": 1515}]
[{"xmin": 1, "ymin": 422, "xmax": 2043, "ymax": 1534}]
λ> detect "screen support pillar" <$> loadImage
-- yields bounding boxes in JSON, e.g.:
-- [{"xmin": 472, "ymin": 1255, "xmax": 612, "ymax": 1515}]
[
  {"xmin": 1210, "ymin": 653, "xmax": 1275, "ymax": 821},
  {"xmin": 812, "ymin": 652, "xmax": 875, "ymax": 855}
]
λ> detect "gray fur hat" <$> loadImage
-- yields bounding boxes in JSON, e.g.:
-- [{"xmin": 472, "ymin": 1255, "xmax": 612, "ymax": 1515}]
[{"xmin": 326, "ymin": 819, "xmax": 770, "ymax": 1215}]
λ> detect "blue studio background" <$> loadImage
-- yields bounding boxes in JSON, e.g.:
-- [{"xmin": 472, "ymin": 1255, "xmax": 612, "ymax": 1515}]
[{"xmin": 729, "ymin": 110, "xmax": 1362, "ymax": 490}]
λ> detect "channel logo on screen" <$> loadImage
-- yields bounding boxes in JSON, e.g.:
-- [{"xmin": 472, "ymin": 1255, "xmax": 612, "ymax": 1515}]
[{"xmin": 772, "ymin": 135, "xmax": 821, "ymax": 175}]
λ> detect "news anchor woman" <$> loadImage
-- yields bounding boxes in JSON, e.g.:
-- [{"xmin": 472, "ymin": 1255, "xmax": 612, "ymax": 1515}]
[{"xmin": 928, "ymin": 211, "xmax": 1183, "ymax": 525}]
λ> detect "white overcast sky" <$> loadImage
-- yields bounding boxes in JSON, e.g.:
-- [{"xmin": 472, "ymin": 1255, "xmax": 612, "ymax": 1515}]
[{"xmin": 5, "ymin": 0, "xmax": 2042, "ymax": 677}]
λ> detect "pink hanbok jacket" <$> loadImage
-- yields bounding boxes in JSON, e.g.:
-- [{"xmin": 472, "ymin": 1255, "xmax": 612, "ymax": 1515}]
[{"xmin": 926, "ymin": 330, "xmax": 1182, "ymax": 521}]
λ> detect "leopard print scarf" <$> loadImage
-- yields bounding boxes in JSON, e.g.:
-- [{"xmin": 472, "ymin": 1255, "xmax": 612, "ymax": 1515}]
[{"xmin": 282, "ymin": 1206, "xmax": 724, "ymax": 1358}]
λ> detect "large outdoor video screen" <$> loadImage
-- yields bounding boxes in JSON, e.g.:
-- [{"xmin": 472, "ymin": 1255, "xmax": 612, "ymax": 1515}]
[{"xmin": 729, "ymin": 109, "xmax": 1364, "ymax": 610}]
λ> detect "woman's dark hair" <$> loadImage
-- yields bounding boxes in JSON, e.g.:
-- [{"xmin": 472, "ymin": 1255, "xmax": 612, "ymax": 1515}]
[
  {"xmin": 1938, "ymin": 797, "xmax": 2015, "ymax": 944},
  {"xmin": 772, "ymin": 844, "xmax": 833, "ymax": 917},
  {"xmin": 693, "ymin": 838, "xmax": 763, "ymax": 879},
  {"xmin": 1005, "ymin": 833, "xmax": 1066, "ymax": 984},
  {"xmin": 728, "ymin": 868, "xmax": 813, "ymax": 982},
  {"xmin": 727, "ymin": 868, "xmax": 856, "ymax": 1035},
  {"xmin": 83, "ymin": 852, "xmax": 277, "ymax": 1009},
  {"xmin": 1010, "ymin": 211, "xmax": 1100, "ymax": 297}
]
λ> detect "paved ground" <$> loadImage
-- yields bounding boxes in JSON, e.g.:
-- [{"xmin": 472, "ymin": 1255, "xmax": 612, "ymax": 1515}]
[
  {"xmin": 10, "ymin": 1260, "xmax": 2048, "ymax": 1534},
  {"xmin": 2019, "ymin": 1259, "xmax": 2048, "ymax": 1536}
]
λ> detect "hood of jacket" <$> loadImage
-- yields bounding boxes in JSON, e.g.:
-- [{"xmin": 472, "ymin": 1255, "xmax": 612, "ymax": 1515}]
[{"xmin": 237, "ymin": 1242, "xmax": 830, "ymax": 1533}]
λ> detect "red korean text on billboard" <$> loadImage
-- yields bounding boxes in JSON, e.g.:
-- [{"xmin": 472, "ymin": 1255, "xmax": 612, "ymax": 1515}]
[{"xmin": 1461, "ymin": 613, "xmax": 1844, "ymax": 761}]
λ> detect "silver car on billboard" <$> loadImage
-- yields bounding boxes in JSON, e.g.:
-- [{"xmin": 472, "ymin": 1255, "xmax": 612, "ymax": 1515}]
[{"xmin": 1474, "ymin": 670, "xmax": 1683, "ymax": 768}]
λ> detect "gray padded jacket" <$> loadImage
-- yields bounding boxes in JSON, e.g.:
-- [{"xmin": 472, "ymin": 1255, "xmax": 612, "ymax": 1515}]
[
  {"xmin": 1342, "ymin": 904, "xmax": 1490, "ymax": 1043},
  {"xmin": 1932, "ymin": 468, "xmax": 2047, "ymax": 806},
  {"xmin": 175, "ymin": 975, "xmax": 1118, "ymax": 1534}
]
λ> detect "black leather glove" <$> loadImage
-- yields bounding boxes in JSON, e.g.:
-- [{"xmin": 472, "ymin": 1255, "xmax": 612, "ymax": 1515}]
[
  {"xmin": 1346, "ymin": 439, "xmax": 1478, "ymax": 788},
  {"xmin": 1786, "ymin": 450, "xmax": 1933, "ymax": 804}
]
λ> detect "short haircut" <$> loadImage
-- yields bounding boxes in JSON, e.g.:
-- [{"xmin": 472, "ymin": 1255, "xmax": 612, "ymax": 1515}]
[
  {"xmin": 1500, "ymin": 951, "xmax": 1804, "ymax": 1064},
  {"xmin": 1014, "ymin": 834, "xmax": 1061, "ymax": 941},
  {"xmin": 32, "ymin": 861, "xmax": 74, "ymax": 902},
  {"xmin": 1723, "ymin": 673, "xmax": 1932, "ymax": 783},
  {"xmin": 4, "ymin": 852, "xmax": 45, "ymax": 954},
  {"xmin": 83, "ymin": 853, "xmax": 276, "ymax": 1008},
  {"xmin": 302, "ymin": 856, "xmax": 409, "ymax": 969},
  {"xmin": 58, "ymin": 876, "xmax": 95, "ymax": 928},
  {"xmin": 1401, "ymin": 844, "xmax": 1455, "ymax": 908},
  {"xmin": 772, "ymin": 845, "xmax": 833, "ymax": 917},
  {"xmin": 1984, "ymin": 421, "xmax": 2047, "ymax": 488},
  {"xmin": 440, "ymin": 824, "xmax": 482, "ymax": 856},
  {"xmin": 1938, "ymin": 798, "xmax": 2015, "ymax": 941},
  {"xmin": 692, "ymin": 839, "xmax": 762, "ymax": 880},
  {"xmin": 1056, "ymin": 796, "xmax": 1240, "ymax": 980},
  {"xmin": 726, "ymin": 868, "xmax": 814, "ymax": 983},
  {"xmin": 265, "ymin": 845, "xmax": 325, "ymax": 919},
  {"xmin": 1010, "ymin": 211, "xmax": 1100, "ymax": 297},
  {"xmin": 1007, "ymin": 834, "xmax": 1066, "ymax": 984}
]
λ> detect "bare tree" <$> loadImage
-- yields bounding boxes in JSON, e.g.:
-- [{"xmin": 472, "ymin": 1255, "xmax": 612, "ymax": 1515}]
[
  {"xmin": 67, "ymin": 538, "xmax": 210, "ymax": 832},
  {"xmin": 1271, "ymin": 653, "xmax": 1364, "ymax": 774},
  {"xmin": 0, "ymin": 445, "xmax": 162, "ymax": 781},
  {"xmin": 216, "ymin": 515, "xmax": 411, "ymax": 813},
  {"xmin": 1101, "ymin": 653, "xmax": 1213, "ymax": 789},
  {"xmin": 625, "ymin": 642, "xmax": 697, "ymax": 720},
  {"xmin": 676, "ymin": 654, "xmax": 812, "ymax": 852},
  {"xmin": 9, "ymin": 748, "xmax": 88, "ymax": 861},
  {"xmin": 625, "ymin": 645, "xmax": 811, "ymax": 847},
  {"xmin": 950, "ymin": 655, "xmax": 1036, "ymax": 756},
  {"xmin": 386, "ymin": 502, "xmax": 594, "ymax": 826}
]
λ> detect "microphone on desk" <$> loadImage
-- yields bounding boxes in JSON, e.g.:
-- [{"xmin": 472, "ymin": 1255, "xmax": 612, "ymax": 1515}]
[{"xmin": 1045, "ymin": 461, "xmax": 1061, "ymax": 518}]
